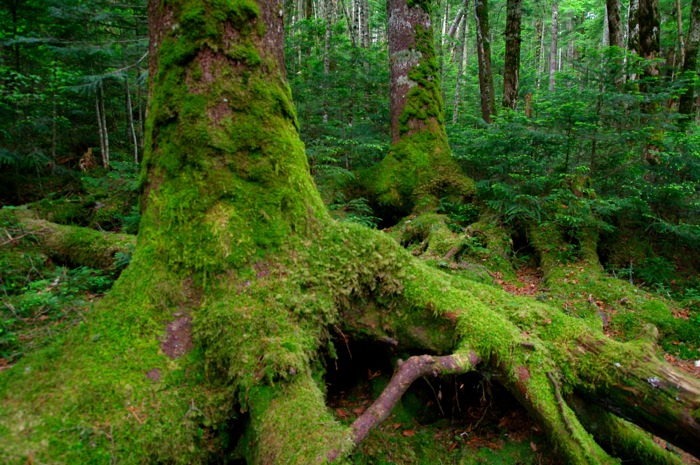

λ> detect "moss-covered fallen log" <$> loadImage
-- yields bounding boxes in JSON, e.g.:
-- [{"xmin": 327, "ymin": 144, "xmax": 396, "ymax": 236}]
[{"xmin": 1, "ymin": 208, "xmax": 135, "ymax": 270}]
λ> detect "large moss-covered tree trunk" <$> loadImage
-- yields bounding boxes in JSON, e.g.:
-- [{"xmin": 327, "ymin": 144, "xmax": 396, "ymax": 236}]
[{"xmin": 1, "ymin": 0, "xmax": 700, "ymax": 464}]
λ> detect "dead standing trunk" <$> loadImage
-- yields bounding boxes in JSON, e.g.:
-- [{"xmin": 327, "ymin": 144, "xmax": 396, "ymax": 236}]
[{"xmin": 502, "ymin": 0, "xmax": 522, "ymax": 110}]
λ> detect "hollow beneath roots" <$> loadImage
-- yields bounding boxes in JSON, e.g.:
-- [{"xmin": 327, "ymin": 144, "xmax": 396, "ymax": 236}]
[{"xmin": 323, "ymin": 338, "xmax": 558, "ymax": 464}]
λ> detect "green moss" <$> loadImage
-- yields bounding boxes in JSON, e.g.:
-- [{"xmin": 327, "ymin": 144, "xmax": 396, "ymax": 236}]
[{"xmin": 247, "ymin": 374, "xmax": 353, "ymax": 464}]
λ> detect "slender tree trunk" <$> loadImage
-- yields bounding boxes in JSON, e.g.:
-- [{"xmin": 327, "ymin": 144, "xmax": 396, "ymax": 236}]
[
  {"xmin": 566, "ymin": 15, "xmax": 574, "ymax": 67},
  {"xmin": 447, "ymin": 5, "xmax": 464, "ymax": 40},
  {"xmin": 680, "ymin": 0, "xmax": 700, "ymax": 119},
  {"xmin": 96, "ymin": 86, "xmax": 106, "ymax": 167},
  {"xmin": 677, "ymin": 0, "xmax": 685, "ymax": 66},
  {"xmin": 51, "ymin": 61, "xmax": 57, "ymax": 161},
  {"xmin": 502, "ymin": 0, "xmax": 522, "ymax": 110},
  {"xmin": 361, "ymin": 0, "xmax": 369, "ymax": 47},
  {"xmin": 323, "ymin": 0, "xmax": 333, "ymax": 123},
  {"xmin": 474, "ymin": 0, "xmax": 496, "ymax": 122},
  {"xmin": 607, "ymin": 0, "xmax": 623, "ymax": 48},
  {"xmin": 549, "ymin": 2, "xmax": 559, "ymax": 91},
  {"xmin": 125, "ymin": 73, "xmax": 138, "ymax": 164},
  {"xmin": 535, "ymin": 17, "xmax": 544, "ymax": 88},
  {"xmin": 453, "ymin": 0, "xmax": 469, "ymax": 122},
  {"xmin": 99, "ymin": 81, "xmax": 110, "ymax": 168}
]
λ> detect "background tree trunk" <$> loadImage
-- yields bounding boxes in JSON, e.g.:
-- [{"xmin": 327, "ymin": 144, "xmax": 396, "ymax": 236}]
[
  {"xmin": 474, "ymin": 0, "xmax": 496, "ymax": 122},
  {"xmin": 680, "ymin": 0, "xmax": 700, "ymax": 118},
  {"xmin": 606, "ymin": 0, "xmax": 623, "ymax": 48},
  {"xmin": 638, "ymin": 0, "xmax": 660, "ymax": 79},
  {"xmin": 549, "ymin": 2, "xmax": 559, "ymax": 91},
  {"xmin": 502, "ymin": 0, "xmax": 522, "ymax": 110}
]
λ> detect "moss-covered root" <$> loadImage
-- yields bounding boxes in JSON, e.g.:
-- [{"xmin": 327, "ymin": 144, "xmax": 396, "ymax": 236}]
[
  {"xmin": 573, "ymin": 339, "xmax": 700, "ymax": 458},
  {"xmin": 3, "ymin": 208, "xmax": 135, "ymax": 270},
  {"xmin": 570, "ymin": 396, "xmax": 686, "ymax": 465},
  {"xmin": 246, "ymin": 372, "xmax": 353, "ymax": 465},
  {"xmin": 500, "ymin": 365, "xmax": 618, "ymax": 465}
]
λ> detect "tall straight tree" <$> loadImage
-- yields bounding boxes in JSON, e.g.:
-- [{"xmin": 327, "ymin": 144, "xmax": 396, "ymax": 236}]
[
  {"xmin": 548, "ymin": 2, "xmax": 559, "ymax": 91},
  {"xmin": 628, "ymin": 0, "xmax": 640, "ymax": 79},
  {"xmin": 638, "ymin": 0, "xmax": 660, "ymax": 79},
  {"xmin": 502, "ymin": 0, "xmax": 522, "ymax": 110},
  {"xmin": 680, "ymin": 0, "xmax": 700, "ymax": 119},
  {"xmin": 474, "ymin": 0, "xmax": 496, "ymax": 122},
  {"xmin": 453, "ymin": 0, "xmax": 470, "ymax": 122}
]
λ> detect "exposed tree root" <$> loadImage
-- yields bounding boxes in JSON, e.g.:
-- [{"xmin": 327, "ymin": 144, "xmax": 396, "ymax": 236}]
[{"xmin": 348, "ymin": 352, "xmax": 479, "ymax": 447}]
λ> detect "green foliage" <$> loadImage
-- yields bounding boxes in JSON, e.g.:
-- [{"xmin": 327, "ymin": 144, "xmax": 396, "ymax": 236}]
[
  {"xmin": 0, "ymin": 262, "xmax": 117, "ymax": 362},
  {"xmin": 437, "ymin": 197, "xmax": 479, "ymax": 232},
  {"xmin": 0, "ymin": 0, "xmax": 147, "ymax": 206}
]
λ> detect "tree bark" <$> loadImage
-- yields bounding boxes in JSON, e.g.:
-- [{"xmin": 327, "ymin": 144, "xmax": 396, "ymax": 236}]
[
  {"xmin": 452, "ymin": 0, "xmax": 469, "ymax": 123},
  {"xmin": 502, "ymin": 0, "xmax": 522, "ymax": 110},
  {"xmin": 606, "ymin": 0, "xmax": 623, "ymax": 48},
  {"xmin": 474, "ymin": 0, "xmax": 496, "ymax": 122},
  {"xmin": 680, "ymin": 0, "xmax": 700, "ymax": 119},
  {"xmin": 677, "ymin": 0, "xmax": 685, "ymax": 67},
  {"xmin": 549, "ymin": 2, "xmax": 559, "ymax": 92},
  {"xmin": 638, "ymin": 0, "xmax": 660, "ymax": 79},
  {"xmin": 628, "ymin": 0, "xmax": 640, "ymax": 80}
]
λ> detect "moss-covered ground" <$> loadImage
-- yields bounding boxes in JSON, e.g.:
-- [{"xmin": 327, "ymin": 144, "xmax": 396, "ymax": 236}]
[{"xmin": 2, "ymin": 206, "xmax": 698, "ymax": 464}]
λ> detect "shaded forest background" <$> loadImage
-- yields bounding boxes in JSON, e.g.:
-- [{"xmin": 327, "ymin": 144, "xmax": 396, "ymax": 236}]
[{"xmin": 3, "ymin": 0, "xmax": 700, "ymax": 281}]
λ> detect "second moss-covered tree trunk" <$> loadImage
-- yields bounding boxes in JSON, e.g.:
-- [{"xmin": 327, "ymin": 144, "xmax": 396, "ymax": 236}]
[{"xmin": 367, "ymin": 0, "xmax": 474, "ymax": 216}]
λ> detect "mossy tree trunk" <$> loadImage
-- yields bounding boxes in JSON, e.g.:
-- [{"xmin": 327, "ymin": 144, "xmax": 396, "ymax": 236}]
[
  {"xmin": 365, "ymin": 0, "xmax": 474, "ymax": 217},
  {"xmin": 2, "ymin": 1, "xmax": 700, "ymax": 465}
]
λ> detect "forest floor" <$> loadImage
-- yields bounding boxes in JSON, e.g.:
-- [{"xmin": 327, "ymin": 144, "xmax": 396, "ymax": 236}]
[{"xmin": 321, "ymin": 266, "xmax": 700, "ymax": 465}]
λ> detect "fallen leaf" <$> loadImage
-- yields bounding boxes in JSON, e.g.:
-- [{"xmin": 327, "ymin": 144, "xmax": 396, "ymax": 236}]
[
  {"xmin": 402, "ymin": 430, "xmax": 415, "ymax": 437},
  {"xmin": 392, "ymin": 423, "xmax": 401, "ymax": 430},
  {"xmin": 531, "ymin": 442, "xmax": 537, "ymax": 451}
]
